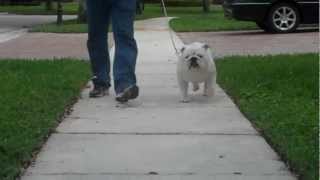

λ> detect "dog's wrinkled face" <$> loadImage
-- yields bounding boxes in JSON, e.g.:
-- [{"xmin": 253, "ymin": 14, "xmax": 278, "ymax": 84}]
[{"xmin": 180, "ymin": 43, "xmax": 210, "ymax": 70}]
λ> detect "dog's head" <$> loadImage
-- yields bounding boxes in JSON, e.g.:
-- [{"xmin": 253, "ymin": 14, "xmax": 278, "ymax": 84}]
[{"xmin": 180, "ymin": 42, "xmax": 211, "ymax": 70}]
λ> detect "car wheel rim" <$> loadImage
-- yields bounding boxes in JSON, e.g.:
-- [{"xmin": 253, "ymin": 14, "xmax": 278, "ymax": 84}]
[{"xmin": 273, "ymin": 6, "xmax": 296, "ymax": 31}]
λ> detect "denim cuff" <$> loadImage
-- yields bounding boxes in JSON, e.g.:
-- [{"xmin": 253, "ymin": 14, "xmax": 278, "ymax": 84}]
[{"xmin": 115, "ymin": 81, "xmax": 137, "ymax": 95}]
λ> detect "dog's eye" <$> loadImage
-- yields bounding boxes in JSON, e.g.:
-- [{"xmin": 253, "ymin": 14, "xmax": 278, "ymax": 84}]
[
  {"xmin": 198, "ymin": 55, "xmax": 203, "ymax": 58},
  {"xmin": 185, "ymin": 55, "xmax": 190, "ymax": 59}
]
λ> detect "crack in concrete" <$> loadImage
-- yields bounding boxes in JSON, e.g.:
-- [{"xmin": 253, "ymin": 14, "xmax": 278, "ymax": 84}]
[
  {"xmin": 26, "ymin": 172, "xmax": 291, "ymax": 176},
  {"xmin": 56, "ymin": 132, "xmax": 258, "ymax": 136}
]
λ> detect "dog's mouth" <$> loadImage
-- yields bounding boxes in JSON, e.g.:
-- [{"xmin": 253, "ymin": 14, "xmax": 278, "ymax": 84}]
[{"xmin": 188, "ymin": 57, "xmax": 200, "ymax": 69}]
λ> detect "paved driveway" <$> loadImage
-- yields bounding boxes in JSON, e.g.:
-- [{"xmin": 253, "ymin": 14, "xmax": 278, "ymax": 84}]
[
  {"xmin": 0, "ymin": 14, "xmax": 88, "ymax": 59},
  {"xmin": 178, "ymin": 29, "xmax": 319, "ymax": 57},
  {"xmin": 0, "ymin": 14, "xmax": 76, "ymax": 28},
  {"xmin": 0, "ymin": 14, "xmax": 76, "ymax": 43}
]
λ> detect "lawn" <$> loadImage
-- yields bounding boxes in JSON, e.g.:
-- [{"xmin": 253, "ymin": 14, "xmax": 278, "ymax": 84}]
[
  {"xmin": 31, "ymin": 4, "xmax": 257, "ymax": 33},
  {"xmin": 216, "ymin": 53, "xmax": 319, "ymax": 180},
  {"xmin": 0, "ymin": 60, "xmax": 90, "ymax": 180},
  {"xmin": 0, "ymin": 2, "xmax": 78, "ymax": 15},
  {"xmin": 169, "ymin": 5, "xmax": 257, "ymax": 32},
  {"xmin": 31, "ymin": 19, "xmax": 88, "ymax": 33}
]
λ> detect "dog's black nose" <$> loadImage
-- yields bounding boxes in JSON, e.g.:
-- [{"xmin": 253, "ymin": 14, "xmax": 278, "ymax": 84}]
[
  {"xmin": 190, "ymin": 57, "xmax": 198, "ymax": 62},
  {"xmin": 189, "ymin": 57, "xmax": 199, "ymax": 69}
]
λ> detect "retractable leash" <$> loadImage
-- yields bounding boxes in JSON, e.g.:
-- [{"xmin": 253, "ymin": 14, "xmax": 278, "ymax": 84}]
[{"xmin": 160, "ymin": 0, "xmax": 180, "ymax": 56}]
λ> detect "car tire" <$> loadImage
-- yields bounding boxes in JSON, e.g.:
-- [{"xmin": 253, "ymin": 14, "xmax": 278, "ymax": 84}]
[{"xmin": 267, "ymin": 3, "xmax": 300, "ymax": 33}]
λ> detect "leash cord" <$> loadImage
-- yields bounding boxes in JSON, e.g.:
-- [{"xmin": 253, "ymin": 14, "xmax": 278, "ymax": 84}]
[{"xmin": 160, "ymin": 0, "xmax": 180, "ymax": 55}]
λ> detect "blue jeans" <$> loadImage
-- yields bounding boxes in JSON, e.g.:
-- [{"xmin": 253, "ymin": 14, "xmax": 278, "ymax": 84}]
[{"xmin": 86, "ymin": 0, "xmax": 138, "ymax": 94}]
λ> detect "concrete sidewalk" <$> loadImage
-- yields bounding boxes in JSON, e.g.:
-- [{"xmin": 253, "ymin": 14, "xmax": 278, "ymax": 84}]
[{"xmin": 21, "ymin": 18, "xmax": 297, "ymax": 180}]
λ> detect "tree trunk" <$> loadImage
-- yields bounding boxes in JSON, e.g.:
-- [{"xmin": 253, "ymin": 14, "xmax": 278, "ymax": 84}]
[
  {"xmin": 77, "ymin": 0, "xmax": 87, "ymax": 23},
  {"xmin": 202, "ymin": 0, "xmax": 210, "ymax": 13},
  {"xmin": 45, "ymin": 0, "xmax": 53, "ymax": 11},
  {"xmin": 136, "ymin": 0, "xmax": 145, "ymax": 15},
  {"xmin": 136, "ymin": 0, "xmax": 142, "ymax": 15},
  {"xmin": 57, "ymin": 0, "xmax": 63, "ymax": 25}
]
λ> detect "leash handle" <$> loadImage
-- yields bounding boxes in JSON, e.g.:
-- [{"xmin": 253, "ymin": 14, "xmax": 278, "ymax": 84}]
[{"xmin": 160, "ymin": 0, "xmax": 180, "ymax": 55}]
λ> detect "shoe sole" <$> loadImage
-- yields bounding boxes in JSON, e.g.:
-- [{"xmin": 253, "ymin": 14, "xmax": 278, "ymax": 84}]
[{"xmin": 116, "ymin": 86, "xmax": 139, "ymax": 103}]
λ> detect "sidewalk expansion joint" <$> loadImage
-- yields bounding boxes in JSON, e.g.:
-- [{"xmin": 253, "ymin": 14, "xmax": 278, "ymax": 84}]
[
  {"xmin": 27, "ymin": 172, "xmax": 290, "ymax": 176},
  {"xmin": 56, "ymin": 132, "xmax": 258, "ymax": 136}
]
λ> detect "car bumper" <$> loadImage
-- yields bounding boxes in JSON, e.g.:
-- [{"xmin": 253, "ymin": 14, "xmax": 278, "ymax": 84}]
[{"xmin": 223, "ymin": 1, "xmax": 270, "ymax": 22}]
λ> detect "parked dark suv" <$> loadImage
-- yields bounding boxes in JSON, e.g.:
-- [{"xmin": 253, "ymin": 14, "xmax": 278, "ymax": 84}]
[{"xmin": 223, "ymin": 0, "xmax": 319, "ymax": 33}]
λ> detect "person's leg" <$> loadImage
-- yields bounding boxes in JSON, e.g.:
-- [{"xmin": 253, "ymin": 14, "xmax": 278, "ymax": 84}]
[
  {"xmin": 86, "ymin": 0, "xmax": 111, "ymax": 96},
  {"xmin": 111, "ymin": 0, "xmax": 138, "ymax": 97}
]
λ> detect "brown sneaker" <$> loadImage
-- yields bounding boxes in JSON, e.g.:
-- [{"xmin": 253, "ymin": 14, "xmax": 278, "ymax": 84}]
[
  {"xmin": 115, "ymin": 85, "xmax": 139, "ymax": 103},
  {"xmin": 89, "ymin": 86, "xmax": 109, "ymax": 98}
]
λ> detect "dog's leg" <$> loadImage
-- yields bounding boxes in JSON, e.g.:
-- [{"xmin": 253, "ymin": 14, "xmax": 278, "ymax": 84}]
[
  {"xmin": 204, "ymin": 73, "xmax": 216, "ymax": 97},
  {"xmin": 192, "ymin": 82, "xmax": 200, "ymax": 92},
  {"xmin": 178, "ymin": 79, "xmax": 190, "ymax": 103}
]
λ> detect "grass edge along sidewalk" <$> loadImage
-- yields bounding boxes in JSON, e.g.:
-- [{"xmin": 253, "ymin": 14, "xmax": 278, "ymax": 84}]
[
  {"xmin": 30, "ymin": 4, "xmax": 257, "ymax": 33},
  {"xmin": 216, "ymin": 53, "xmax": 319, "ymax": 180},
  {"xmin": 0, "ymin": 59, "xmax": 90, "ymax": 180}
]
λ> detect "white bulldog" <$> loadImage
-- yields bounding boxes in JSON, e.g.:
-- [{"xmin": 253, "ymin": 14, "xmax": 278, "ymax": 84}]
[{"xmin": 177, "ymin": 42, "xmax": 216, "ymax": 102}]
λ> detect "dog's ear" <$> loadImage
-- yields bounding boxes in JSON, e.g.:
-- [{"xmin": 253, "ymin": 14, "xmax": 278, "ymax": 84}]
[
  {"xmin": 180, "ymin": 46, "xmax": 186, "ymax": 53},
  {"xmin": 202, "ymin": 44, "xmax": 210, "ymax": 50}
]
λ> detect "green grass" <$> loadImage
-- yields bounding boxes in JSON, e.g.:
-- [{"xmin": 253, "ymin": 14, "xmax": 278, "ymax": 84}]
[
  {"xmin": 0, "ymin": 2, "xmax": 78, "ymax": 15},
  {"xmin": 216, "ymin": 53, "xmax": 319, "ymax": 180},
  {"xmin": 0, "ymin": 59, "xmax": 90, "ymax": 180},
  {"xmin": 31, "ymin": 19, "xmax": 88, "ymax": 33},
  {"xmin": 31, "ymin": 4, "xmax": 257, "ymax": 33},
  {"xmin": 30, "ymin": 4, "xmax": 164, "ymax": 33},
  {"xmin": 169, "ymin": 5, "xmax": 257, "ymax": 32}
]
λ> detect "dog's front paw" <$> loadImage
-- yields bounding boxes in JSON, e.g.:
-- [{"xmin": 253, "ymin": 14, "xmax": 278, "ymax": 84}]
[{"xmin": 180, "ymin": 97, "xmax": 191, "ymax": 103}]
